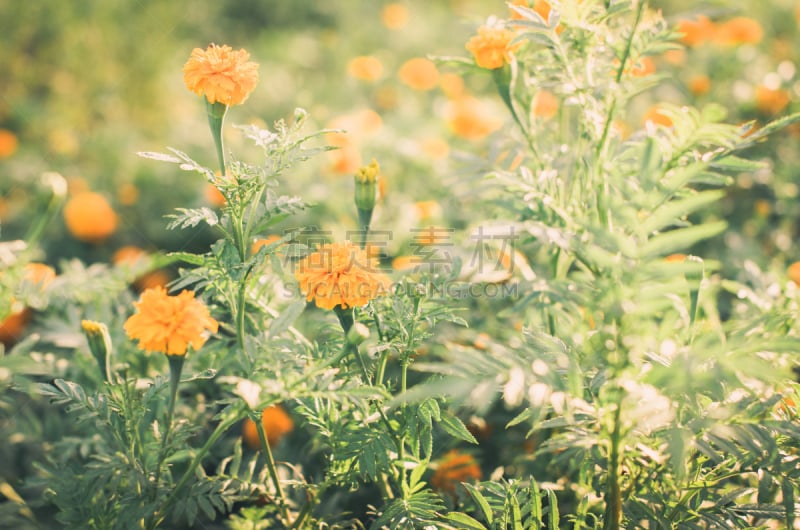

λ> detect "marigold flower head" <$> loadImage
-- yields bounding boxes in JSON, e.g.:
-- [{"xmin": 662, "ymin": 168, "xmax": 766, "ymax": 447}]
[
  {"xmin": 381, "ymin": 3, "xmax": 409, "ymax": 30},
  {"xmin": 688, "ymin": 75, "xmax": 711, "ymax": 96},
  {"xmin": 183, "ymin": 44, "xmax": 259, "ymax": 106},
  {"xmin": 532, "ymin": 90, "xmax": 558, "ymax": 119},
  {"xmin": 124, "ymin": 287, "xmax": 218, "ymax": 356},
  {"xmin": 24, "ymin": 263, "xmax": 56, "ymax": 286},
  {"xmin": 431, "ymin": 450, "xmax": 482, "ymax": 494},
  {"xmin": 465, "ymin": 26, "xmax": 520, "ymax": 70},
  {"xmin": 755, "ymin": 86, "xmax": 790, "ymax": 115},
  {"xmin": 398, "ymin": 57, "xmax": 439, "ymax": 91},
  {"xmin": 676, "ymin": 15, "xmax": 715, "ymax": 47},
  {"xmin": 714, "ymin": 17, "xmax": 763, "ymax": 46},
  {"xmin": 242, "ymin": 405, "xmax": 295, "ymax": 449},
  {"xmin": 0, "ymin": 129, "xmax": 19, "ymax": 159},
  {"xmin": 63, "ymin": 191, "xmax": 118, "ymax": 243},
  {"xmin": 788, "ymin": 261, "xmax": 800, "ymax": 286},
  {"xmin": 294, "ymin": 241, "xmax": 391, "ymax": 310},
  {"xmin": 348, "ymin": 55, "xmax": 384, "ymax": 82},
  {"xmin": 446, "ymin": 96, "xmax": 502, "ymax": 140}
]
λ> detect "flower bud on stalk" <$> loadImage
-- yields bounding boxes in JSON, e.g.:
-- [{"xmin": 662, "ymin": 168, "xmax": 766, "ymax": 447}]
[
  {"xmin": 81, "ymin": 320, "xmax": 112, "ymax": 382},
  {"xmin": 354, "ymin": 160, "xmax": 380, "ymax": 248}
]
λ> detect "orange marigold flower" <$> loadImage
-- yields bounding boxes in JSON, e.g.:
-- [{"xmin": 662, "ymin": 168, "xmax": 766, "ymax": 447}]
[
  {"xmin": 438, "ymin": 72, "xmax": 465, "ymax": 99},
  {"xmin": 676, "ymin": 15, "xmax": 715, "ymax": 47},
  {"xmin": 465, "ymin": 26, "xmax": 520, "ymax": 70},
  {"xmin": 788, "ymin": 261, "xmax": 800, "ymax": 286},
  {"xmin": 294, "ymin": 241, "xmax": 391, "ymax": 310},
  {"xmin": 63, "ymin": 191, "xmax": 118, "ymax": 243},
  {"xmin": 431, "ymin": 450, "xmax": 482, "ymax": 494},
  {"xmin": 117, "ymin": 182, "xmax": 139, "ymax": 206},
  {"xmin": 446, "ymin": 96, "xmax": 502, "ymax": 140},
  {"xmin": 242, "ymin": 405, "xmax": 295, "ymax": 449},
  {"xmin": 688, "ymin": 75, "xmax": 711, "ymax": 96},
  {"xmin": 628, "ymin": 56, "xmax": 656, "ymax": 77},
  {"xmin": 348, "ymin": 55, "xmax": 384, "ymax": 82},
  {"xmin": 755, "ymin": 86, "xmax": 790, "ymax": 115},
  {"xmin": 398, "ymin": 57, "xmax": 440, "ymax": 91},
  {"xmin": 532, "ymin": 90, "xmax": 558, "ymax": 119},
  {"xmin": 183, "ymin": 44, "xmax": 259, "ymax": 106},
  {"xmin": 414, "ymin": 200, "xmax": 442, "ymax": 221},
  {"xmin": 381, "ymin": 3, "xmax": 409, "ymax": 30},
  {"xmin": 24, "ymin": 263, "xmax": 56, "ymax": 286},
  {"xmin": 124, "ymin": 287, "xmax": 218, "ymax": 356},
  {"xmin": 0, "ymin": 309, "xmax": 31, "ymax": 347},
  {"xmin": 0, "ymin": 129, "xmax": 19, "ymax": 159},
  {"xmin": 643, "ymin": 106, "xmax": 673, "ymax": 127},
  {"xmin": 714, "ymin": 17, "xmax": 763, "ymax": 46}
]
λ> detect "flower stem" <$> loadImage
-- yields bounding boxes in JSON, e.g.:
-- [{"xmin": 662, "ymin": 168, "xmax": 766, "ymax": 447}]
[
  {"xmin": 603, "ymin": 392, "xmax": 624, "ymax": 530},
  {"xmin": 152, "ymin": 355, "xmax": 184, "ymax": 499},
  {"xmin": 253, "ymin": 411, "xmax": 292, "ymax": 525},
  {"xmin": 206, "ymin": 100, "xmax": 229, "ymax": 175},
  {"xmin": 155, "ymin": 402, "xmax": 247, "ymax": 525}
]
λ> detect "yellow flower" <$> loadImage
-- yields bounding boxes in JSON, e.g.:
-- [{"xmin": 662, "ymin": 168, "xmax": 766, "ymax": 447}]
[
  {"xmin": 183, "ymin": 44, "xmax": 259, "ymax": 106},
  {"xmin": 63, "ymin": 191, "xmax": 118, "ymax": 243},
  {"xmin": 124, "ymin": 287, "xmax": 218, "ymax": 356},
  {"xmin": 294, "ymin": 241, "xmax": 391, "ymax": 310},
  {"xmin": 381, "ymin": 3, "xmax": 409, "ymax": 30},
  {"xmin": 465, "ymin": 26, "xmax": 520, "ymax": 70}
]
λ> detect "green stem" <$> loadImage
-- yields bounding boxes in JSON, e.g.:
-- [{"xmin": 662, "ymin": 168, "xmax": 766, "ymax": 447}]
[
  {"xmin": 151, "ymin": 355, "xmax": 184, "ymax": 501},
  {"xmin": 254, "ymin": 412, "xmax": 292, "ymax": 525},
  {"xmin": 206, "ymin": 100, "xmax": 228, "ymax": 176},
  {"xmin": 603, "ymin": 393, "xmax": 624, "ymax": 530},
  {"xmin": 156, "ymin": 403, "xmax": 247, "ymax": 523}
]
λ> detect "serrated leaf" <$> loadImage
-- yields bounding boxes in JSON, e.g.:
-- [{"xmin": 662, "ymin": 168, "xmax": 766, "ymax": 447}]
[{"xmin": 439, "ymin": 412, "xmax": 478, "ymax": 444}]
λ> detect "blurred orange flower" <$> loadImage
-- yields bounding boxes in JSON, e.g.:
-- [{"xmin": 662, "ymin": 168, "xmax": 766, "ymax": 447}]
[
  {"xmin": 533, "ymin": 90, "xmax": 558, "ymax": 119},
  {"xmin": 788, "ymin": 261, "xmax": 800, "ymax": 286},
  {"xmin": 113, "ymin": 246, "xmax": 170, "ymax": 291},
  {"xmin": 183, "ymin": 44, "xmax": 259, "ymax": 106},
  {"xmin": 0, "ymin": 263, "xmax": 56, "ymax": 346},
  {"xmin": 755, "ymin": 86, "xmax": 790, "ymax": 115},
  {"xmin": 242, "ymin": 405, "xmax": 295, "ymax": 449},
  {"xmin": 0, "ymin": 129, "xmax": 18, "ymax": 159},
  {"xmin": 714, "ymin": 17, "xmax": 763, "ymax": 45},
  {"xmin": 117, "ymin": 182, "xmax": 140, "ymax": 206},
  {"xmin": 446, "ymin": 96, "xmax": 502, "ymax": 140},
  {"xmin": 465, "ymin": 26, "xmax": 520, "ymax": 70},
  {"xmin": 398, "ymin": 57, "xmax": 440, "ymax": 91},
  {"xmin": 414, "ymin": 200, "xmax": 442, "ymax": 221},
  {"xmin": 294, "ymin": 241, "xmax": 391, "ymax": 310},
  {"xmin": 688, "ymin": 75, "xmax": 711, "ymax": 96},
  {"xmin": 676, "ymin": 15, "xmax": 715, "ymax": 47},
  {"xmin": 326, "ymin": 109, "xmax": 383, "ymax": 174},
  {"xmin": 381, "ymin": 3, "xmax": 409, "ymax": 30},
  {"xmin": 348, "ymin": 55, "xmax": 384, "ymax": 82},
  {"xmin": 124, "ymin": 287, "xmax": 218, "ymax": 356},
  {"xmin": 643, "ymin": 106, "xmax": 673, "ymax": 127},
  {"xmin": 431, "ymin": 450, "xmax": 482, "ymax": 494},
  {"xmin": 419, "ymin": 137, "xmax": 450, "ymax": 160},
  {"xmin": 438, "ymin": 72, "xmax": 465, "ymax": 99},
  {"xmin": 63, "ymin": 191, "xmax": 118, "ymax": 243},
  {"xmin": 392, "ymin": 256, "xmax": 420, "ymax": 272},
  {"xmin": 628, "ymin": 56, "xmax": 656, "ymax": 77}
]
